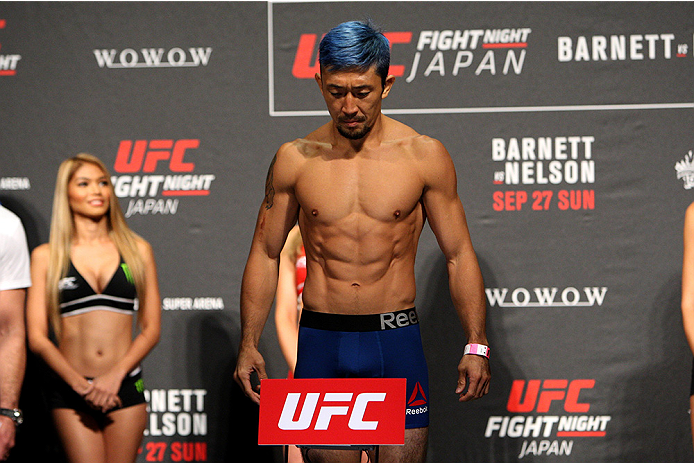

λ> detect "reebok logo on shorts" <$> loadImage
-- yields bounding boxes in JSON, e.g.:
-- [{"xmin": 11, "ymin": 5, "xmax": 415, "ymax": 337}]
[
  {"xmin": 380, "ymin": 308, "xmax": 418, "ymax": 330},
  {"xmin": 407, "ymin": 382, "xmax": 428, "ymax": 407},
  {"xmin": 406, "ymin": 382, "xmax": 429, "ymax": 418}
]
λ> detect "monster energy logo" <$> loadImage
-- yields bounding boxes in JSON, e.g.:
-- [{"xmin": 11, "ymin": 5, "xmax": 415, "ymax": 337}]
[
  {"xmin": 121, "ymin": 263, "xmax": 134, "ymax": 285},
  {"xmin": 135, "ymin": 378, "xmax": 145, "ymax": 394}
]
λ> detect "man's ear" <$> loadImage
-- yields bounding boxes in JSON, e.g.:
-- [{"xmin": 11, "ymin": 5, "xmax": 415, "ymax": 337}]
[
  {"xmin": 382, "ymin": 75, "xmax": 396, "ymax": 98},
  {"xmin": 315, "ymin": 72, "xmax": 322, "ymax": 90}
]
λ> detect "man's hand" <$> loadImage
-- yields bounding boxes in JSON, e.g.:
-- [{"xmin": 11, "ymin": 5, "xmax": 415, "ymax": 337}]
[
  {"xmin": 455, "ymin": 354, "xmax": 490, "ymax": 402},
  {"xmin": 0, "ymin": 416, "xmax": 15, "ymax": 461},
  {"xmin": 234, "ymin": 345, "xmax": 268, "ymax": 405}
]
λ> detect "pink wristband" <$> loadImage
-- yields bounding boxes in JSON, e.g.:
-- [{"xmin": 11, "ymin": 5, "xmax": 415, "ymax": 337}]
[{"xmin": 464, "ymin": 343, "xmax": 490, "ymax": 359}]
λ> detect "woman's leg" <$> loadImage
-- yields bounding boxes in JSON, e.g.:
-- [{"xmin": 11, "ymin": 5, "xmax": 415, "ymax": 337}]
[
  {"xmin": 103, "ymin": 403, "xmax": 148, "ymax": 463},
  {"xmin": 52, "ymin": 408, "xmax": 106, "ymax": 463}
]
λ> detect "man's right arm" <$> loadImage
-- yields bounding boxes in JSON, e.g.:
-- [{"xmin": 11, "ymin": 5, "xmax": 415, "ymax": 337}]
[
  {"xmin": 0, "ymin": 287, "xmax": 26, "ymax": 457},
  {"xmin": 234, "ymin": 145, "xmax": 300, "ymax": 404},
  {"xmin": 0, "ymin": 214, "xmax": 30, "ymax": 457}
]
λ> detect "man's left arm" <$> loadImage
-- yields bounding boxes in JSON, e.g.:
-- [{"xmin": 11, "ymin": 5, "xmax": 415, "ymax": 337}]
[
  {"xmin": 0, "ymin": 288, "xmax": 27, "ymax": 457},
  {"xmin": 420, "ymin": 138, "xmax": 490, "ymax": 402}
]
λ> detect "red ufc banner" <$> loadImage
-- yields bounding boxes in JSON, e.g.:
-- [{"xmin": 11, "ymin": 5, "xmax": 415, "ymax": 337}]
[{"xmin": 258, "ymin": 378, "xmax": 406, "ymax": 446}]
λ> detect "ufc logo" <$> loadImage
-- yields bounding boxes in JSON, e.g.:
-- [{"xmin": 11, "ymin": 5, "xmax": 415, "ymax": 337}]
[
  {"xmin": 279, "ymin": 392, "xmax": 386, "ymax": 431},
  {"xmin": 258, "ymin": 378, "xmax": 405, "ymax": 446},
  {"xmin": 114, "ymin": 139, "xmax": 199, "ymax": 173},
  {"xmin": 507, "ymin": 379, "xmax": 594, "ymax": 413},
  {"xmin": 291, "ymin": 32, "xmax": 412, "ymax": 78}
]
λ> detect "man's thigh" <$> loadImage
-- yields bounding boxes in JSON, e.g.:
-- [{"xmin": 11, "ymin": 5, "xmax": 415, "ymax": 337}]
[
  {"xmin": 299, "ymin": 428, "xmax": 428, "ymax": 462},
  {"xmin": 377, "ymin": 427, "xmax": 428, "ymax": 463}
]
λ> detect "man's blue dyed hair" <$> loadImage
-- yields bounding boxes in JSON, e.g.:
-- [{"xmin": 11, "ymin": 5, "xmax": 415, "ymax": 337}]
[{"xmin": 319, "ymin": 20, "xmax": 390, "ymax": 87}]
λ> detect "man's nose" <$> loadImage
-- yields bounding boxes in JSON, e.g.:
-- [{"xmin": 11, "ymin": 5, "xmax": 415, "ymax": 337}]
[{"xmin": 341, "ymin": 94, "xmax": 358, "ymax": 115}]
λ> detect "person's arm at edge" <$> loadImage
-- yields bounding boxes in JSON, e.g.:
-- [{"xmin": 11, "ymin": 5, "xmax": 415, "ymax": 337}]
[
  {"xmin": 0, "ymin": 287, "xmax": 26, "ymax": 456},
  {"xmin": 420, "ymin": 137, "xmax": 490, "ymax": 402},
  {"xmin": 682, "ymin": 202, "xmax": 694, "ymax": 354}
]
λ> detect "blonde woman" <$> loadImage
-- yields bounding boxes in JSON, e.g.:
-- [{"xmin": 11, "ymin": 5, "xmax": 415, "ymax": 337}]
[{"xmin": 26, "ymin": 154, "xmax": 161, "ymax": 463}]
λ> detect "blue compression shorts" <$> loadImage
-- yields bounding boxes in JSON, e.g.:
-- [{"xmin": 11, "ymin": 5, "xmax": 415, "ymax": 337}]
[{"xmin": 294, "ymin": 308, "xmax": 430, "ymax": 429}]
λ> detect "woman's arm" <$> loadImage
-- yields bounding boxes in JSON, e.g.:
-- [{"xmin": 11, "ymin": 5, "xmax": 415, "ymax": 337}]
[
  {"xmin": 26, "ymin": 245, "xmax": 93, "ymax": 397},
  {"xmin": 275, "ymin": 232, "xmax": 300, "ymax": 374},
  {"xmin": 682, "ymin": 203, "xmax": 694, "ymax": 354}
]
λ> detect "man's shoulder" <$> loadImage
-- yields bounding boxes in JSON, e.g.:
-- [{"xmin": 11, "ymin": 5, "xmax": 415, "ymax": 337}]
[
  {"xmin": 404, "ymin": 133, "xmax": 445, "ymax": 150},
  {"xmin": 395, "ymin": 131, "xmax": 456, "ymax": 184},
  {"xmin": 270, "ymin": 131, "xmax": 331, "ymax": 187},
  {"xmin": 278, "ymin": 126, "xmax": 333, "ymax": 160},
  {"xmin": 383, "ymin": 117, "xmax": 445, "ymax": 151},
  {"xmin": 0, "ymin": 205, "xmax": 23, "ymax": 235},
  {"xmin": 383, "ymin": 116, "xmax": 419, "ymax": 139},
  {"xmin": 392, "ymin": 134, "xmax": 449, "ymax": 164}
]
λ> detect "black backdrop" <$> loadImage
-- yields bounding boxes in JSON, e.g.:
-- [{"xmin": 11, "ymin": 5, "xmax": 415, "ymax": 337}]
[{"xmin": 1, "ymin": 2, "xmax": 693, "ymax": 461}]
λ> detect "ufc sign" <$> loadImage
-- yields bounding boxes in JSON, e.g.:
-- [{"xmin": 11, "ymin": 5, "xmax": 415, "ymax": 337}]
[
  {"xmin": 507, "ymin": 379, "xmax": 595, "ymax": 413},
  {"xmin": 114, "ymin": 139, "xmax": 199, "ymax": 173},
  {"xmin": 291, "ymin": 32, "xmax": 412, "ymax": 78},
  {"xmin": 258, "ymin": 378, "xmax": 406, "ymax": 446}
]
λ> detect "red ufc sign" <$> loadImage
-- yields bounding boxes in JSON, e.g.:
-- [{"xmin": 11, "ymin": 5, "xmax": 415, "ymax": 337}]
[
  {"xmin": 258, "ymin": 378, "xmax": 406, "ymax": 446},
  {"xmin": 291, "ymin": 32, "xmax": 412, "ymax": 78},
  {"xmin": 114, "ymin": 139, "xmax": 199, "ymax": 173},
  {"xmin": 507, "ymin": 379, "xmax": 595, "ymax": 413}
]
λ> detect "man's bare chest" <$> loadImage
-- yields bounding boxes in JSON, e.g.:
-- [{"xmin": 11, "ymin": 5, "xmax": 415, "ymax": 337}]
[{"xmin": 295, "ymin": 158, "xmax": 424, "ymax": 223}]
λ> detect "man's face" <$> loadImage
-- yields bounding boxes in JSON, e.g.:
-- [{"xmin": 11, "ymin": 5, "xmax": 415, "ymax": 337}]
[{"xmin": 316, "ymin": 66, "xmax": 394, "ymax": 140}]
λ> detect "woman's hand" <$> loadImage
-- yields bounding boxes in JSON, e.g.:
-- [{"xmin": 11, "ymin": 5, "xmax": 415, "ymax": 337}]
[{"xmin": 82, "ymin": 371, "xmax": 124, "ymax": 413}]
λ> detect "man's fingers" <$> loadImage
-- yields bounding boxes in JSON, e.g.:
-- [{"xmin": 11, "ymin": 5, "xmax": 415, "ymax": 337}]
[
  {"xmin": 455, "ymin": 377, "xmax": 467, "ymax": 395},
  {"xmin": 456, "ymin": 355, "xmax": 491, "ymax": 401},
  {"xmin": 235, "ymin": 366, "xmax": 263, "ymax": 404},
  {"xmin": 235, "ymin": 347, "xmax": 269, "ymax": 404},
  {"xmin": 458, "ymin": 375, "xmax": 480, "ymax": 402}
]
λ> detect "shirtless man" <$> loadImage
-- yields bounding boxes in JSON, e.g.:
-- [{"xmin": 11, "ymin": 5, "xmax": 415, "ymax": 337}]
[{"xmin": 234, "ymin": 20, "xmax": 490, "ymax": 463}]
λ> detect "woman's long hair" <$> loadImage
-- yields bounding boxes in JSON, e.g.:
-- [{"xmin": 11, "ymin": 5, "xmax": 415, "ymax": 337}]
[
  {"xmin": 286, "ymin": 226, "xmax": 304, "ymax": 263},
  {"xmin": 46, "ymin": 153, "xmax": 147, "ymax": 337}
]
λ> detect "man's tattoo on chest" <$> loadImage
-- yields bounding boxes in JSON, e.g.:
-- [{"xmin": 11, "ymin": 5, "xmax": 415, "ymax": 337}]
[{"xmin": 264, "ymin": 155, "xmax": 276, "ymax": 209}]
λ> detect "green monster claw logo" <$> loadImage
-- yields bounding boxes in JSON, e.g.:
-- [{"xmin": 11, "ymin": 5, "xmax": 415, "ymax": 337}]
[
  {"xmin": 121, "ymin": 263, "xmax": 134, "ymax": 285},
  {"xmin": 135, "ymin": 378, "xmax": 145, "ymax": 394}
]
